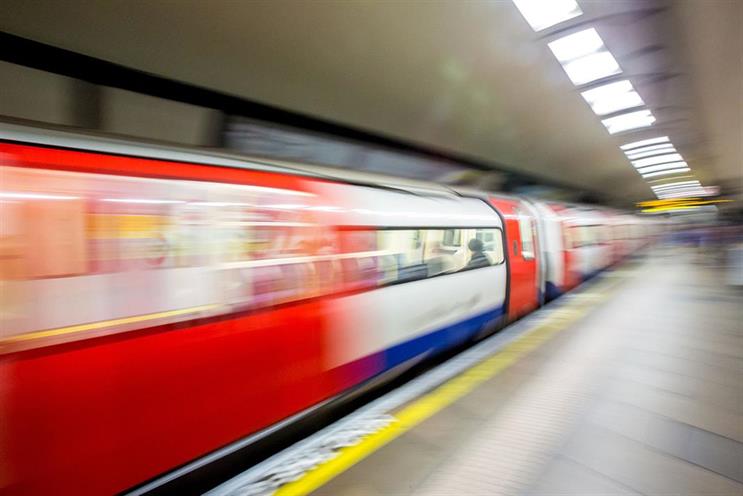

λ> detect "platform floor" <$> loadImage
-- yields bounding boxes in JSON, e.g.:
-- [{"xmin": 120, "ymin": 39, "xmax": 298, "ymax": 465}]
[{"xmin": 307, "ymin": 249, "xmax": 743, "ymax": 496}]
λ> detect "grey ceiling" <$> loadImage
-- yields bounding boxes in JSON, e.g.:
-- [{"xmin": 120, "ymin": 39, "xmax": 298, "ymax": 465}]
[{"xmin": 1, "ymin": 0, "xmax": 740, "ymax": 202}]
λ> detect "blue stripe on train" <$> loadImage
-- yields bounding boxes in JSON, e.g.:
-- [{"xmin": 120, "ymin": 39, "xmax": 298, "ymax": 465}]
[
  {"xmin": 545, "ymin": 281, "xmax": 562, "ymax": 301},
  {"xmin": 383, "ymin": 305, "xmax": 505, "ymax": 371}
]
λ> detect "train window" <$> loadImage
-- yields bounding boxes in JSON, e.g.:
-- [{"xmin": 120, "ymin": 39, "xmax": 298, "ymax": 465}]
[
  {"xmin": 569, "ymin": 225, "xmax": 591, "ymax": 248},
  {"xmin": 585, "ymin": 226, "xmax": 594, "ymax": 247},
  {"xmin": 476, "ymin": 229, "xmax": 504, "ymax": 265},
  {"xmin": 377, "ymin": 230, "xmax": 426, "ymax": 283},
  {"xmin": 476, "ymin": 230, "xmax": 494, "ymax": 244},
  {"xmin": 590, "ymin": 225, "xmax": 603, "ymax": 245},
  {"xmin": 425, "ymin": 229, "xmax": 469, "ymax": 275},
  {"xmin": 1, "ymin": 157, "xmax": 507, "ymax": 343},
  {"xmin": 518, "ymin": 216, "xmax": 535, "ymax": 259},
  {"xmin": 337, "ymin": 230, "xmax": 379, "ymax": 290},
  {"xmin": 567, "ymin": 226, "xmax": 578, "ymax": 248},
  {"xmin": 586, "ymin": 225, "xmax": 597, "ymax": 245},
  {"xmin": 376, "ymin": 227, "xmax": 503, "ymax": 284},
  {"xmin": 563, "ymin": 227, "xmax": 573, "ymax": 250},
  {"xmin": 442, "ymin": 229, "xmax": 461, "ymax": 248}
]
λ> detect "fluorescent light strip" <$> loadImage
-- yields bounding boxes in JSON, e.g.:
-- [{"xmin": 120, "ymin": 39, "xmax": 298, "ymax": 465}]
[
  {"xmin": 653, "ymin": 184, "xmax": 702, "ymax": 195},
  {"xmin": 655, "ymin": 184, "xmax": 700, "ymax": 191},
  {"xmin": 647, "ymin": 175, "xmax": 696, "ymax": 184},
  {"xmin": 512, "ymin": 0, "xmax": 583, "ymax": 31},
  {"xmin": 624, "ymin": 143, "xmax": 676, "ymax": 155},
  {"xmin": 602, "ymin": 110, "xmax": 655, "ymax": 134},
  {"xmin": 658, "ymin": 193, "xmax": 704, "ymax": 200},
  {"xmin": 654, "ymin": 190, "xmax": 700, "ymax": 197},
  {"xmin": 641, "ymin": 168, "xmax": 690, "ymax": 178},
  {"xmin": 548, "ymin": 28, "xmax": 605, "ymax": 62},
  {"xmin": 620, "ymin": 136, "xmax": 670, "ymax": 150},
  {"xmin": 627, "ymin": 149, "xmax": 677, "ymax": 160},
  {"xmin": 659, "ymin": 185, "xmax": 702, "ymax": 192},
  {"xmin": 636, "ymin": 162, "xmax": 688, "ymax": 174},
  {"xmin": 549, "ymin": 29, "xmax": 622, "ymax": 85},
  {"xmin": 652, "ymin": 182, "xmax": 701, "ymax": 191},
  {"xmin": 658, "ymin": 190, "xmax": 705, "ymax": 199},
  {"xmin": 651, "ymin": 180, "xmax": 700, "ymax": 189},
  {"xmin": 626, "ymin": 146, "xmax": 677, "ymax": 160},
  {"xmin": 651, "ymin": 179, "xmax": 700, "ymax": 188},
  {"xmin": 657, "ymin": 187, "xmax": 701, "ymax": 194},
  {"xmin": 657, "ymin": 196, "xmax": 695, "ymax": 201},
  {"xmin": 631, "ymin": 153, "xmax": 684, "ymax": 168},
  {"xmin": 561, "ymin": 50, "xmax": 621, "ymax": 86},
  {"xmin": 581, "ymin": 80, "xmax": 644, "ymax": 116},
  {"xmin": 655, "ymin": 192, "xmax": 699, "ymax": 198}
]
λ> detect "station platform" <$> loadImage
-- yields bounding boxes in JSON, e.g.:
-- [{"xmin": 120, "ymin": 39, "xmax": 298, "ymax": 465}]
[{"xmin": 211, "ymin": 248, "xmax": 743, "ymax": 496}]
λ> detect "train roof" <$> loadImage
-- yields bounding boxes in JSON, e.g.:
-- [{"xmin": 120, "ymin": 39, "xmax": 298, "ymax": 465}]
[
  {"xmin": 0, "ymin": 120, "xmax": 643, "ymax": 221},
  {"xmin": 0, "ymin": 120, "xmax": 462, "ymax": 200}
]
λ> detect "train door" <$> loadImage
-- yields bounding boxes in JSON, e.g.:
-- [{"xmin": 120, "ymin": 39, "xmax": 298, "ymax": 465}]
[
  {"xmin": 489, "ymin": 197, "xmax": 539, "ymax": 320},
  {"xmin": 533, "ymin": 201, "xmax": 565, "ymax": 300},
  {"xmin": 519, "ymin": 199, "xmax": 546, "ymax": 304}
]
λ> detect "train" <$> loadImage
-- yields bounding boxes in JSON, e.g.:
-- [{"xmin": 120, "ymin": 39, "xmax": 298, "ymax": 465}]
[{"xmin": 0, "ymin": 123, "xmax": 657, "ymax": 495}]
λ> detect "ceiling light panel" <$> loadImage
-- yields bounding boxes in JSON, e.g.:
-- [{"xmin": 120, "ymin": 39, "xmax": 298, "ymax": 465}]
[
  {"xmin": 624, "ymin": 143, "xmax": 676, "ymax": 155},
  {"xmin": 657, "ymin": 193, "xmax": 700, "ymax": 199},
  {"xmin": 512, "ymin": 0, "xmax": 583, "ymax": 31},
  {"xmin": 647, "ymin": 175, "xmax": 696, "ymax": 183},
  {"xmin": 549, "ymin": 29, "xmax": 605, "ymax": 62},
  {"xmin": 656, "ymin": 186, "xmax": 699, "ymax": 192},
  {"xmin": 620, "ymin": 136, "xmax": 670, "ymax": 150},
  {"xmin": 653, "ymin": 190, "xmax": 700, "ymax": 197},
  {"xmin": 626, "ymin": 148, "xmax": 678, "ymax": 160},
  {"xmin": 636, "ymin": 162, "xmax": 688, "ymax": 174},
  {"xmin": 625, "ymin": 144, "xmax": 676, "ymax": 158},
  {"xmin": 652, "ymin": 182, "xmax": 700, "ymax": 190},
  {"xmin": 665, "ymin": 187, "xmax": 716, "ymax": 197},
  {"xmin": 658, "ymin": 190, "xmax": 706, "ymax": 199},
  {"xmin": 548, "ymin": 29, "xmax": 622, "ymax": 85},
  {"xmin": 601, "ymin": 110, "xmax": 655, "ymax": 134},
  {"xmin": 561, "ymin": 51, "xmax": 621, "ymax": 86},
  {"xmin": 654, "ymin": 187, "xmax": 702, "ymax": 196},
  {"xmin": 631, "ymin": 153, "xmax": 684, "ymax": 168},
  {"xmin": 657, "ymin": 188, "xmax": 699, "ymax": 194},
  {"xmin": 651, "ymin": 181, "xmax": 701, "ymax": 191},
  {"xmin": 651, "ymin": 179, "xmax": 700, "ymax": 188},
  {"xmin": 641, "ymin": 168, "xmax": 691, "ymax": 178},
  {"xmin": 657, "ymin": 192, "xmax": 703, "ymax": 199},
  {"xmin": 581, "ymin": 80, "xmax": 644, "ymax": 115}
]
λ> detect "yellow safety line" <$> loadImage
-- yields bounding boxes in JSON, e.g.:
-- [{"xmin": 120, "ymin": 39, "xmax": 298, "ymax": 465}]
[
  {"xmin": 274, "ymin": 278, "xmax": 620, "ymax": 496},
  {"xmin": 0, "ymin": 303, "xmax": 222, "ymax": 348}
]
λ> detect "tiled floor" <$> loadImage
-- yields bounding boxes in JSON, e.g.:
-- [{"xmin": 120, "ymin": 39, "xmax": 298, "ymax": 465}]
[{"xmin": 313, "ymin": 249, "xmax": 743, "ymax": 496}]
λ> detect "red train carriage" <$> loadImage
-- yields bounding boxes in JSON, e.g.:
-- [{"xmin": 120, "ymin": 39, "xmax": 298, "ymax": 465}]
[
  {"xmin": 0, "ymin": 124, "xmax": 652, "ymax": 495},
  {"xmin": 0, "ymin": 130, "xmax": 508, "ymax": 495}
]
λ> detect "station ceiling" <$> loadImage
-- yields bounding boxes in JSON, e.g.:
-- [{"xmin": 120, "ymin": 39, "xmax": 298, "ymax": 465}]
[{"xmin": 1, "ymin": 0, "xmax": 740, "ymax": 202}]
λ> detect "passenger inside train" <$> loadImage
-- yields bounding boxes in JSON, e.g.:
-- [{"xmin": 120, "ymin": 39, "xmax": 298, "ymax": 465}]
[{"xmin": 466, "ymin": 238, "xmax": 491, "ymax": 270}]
